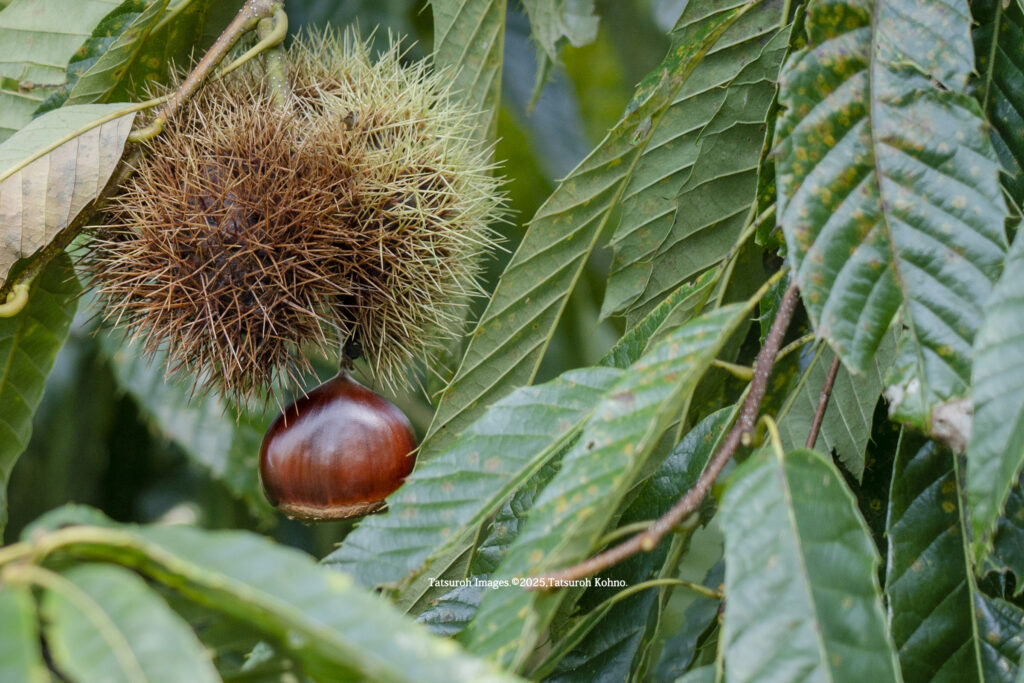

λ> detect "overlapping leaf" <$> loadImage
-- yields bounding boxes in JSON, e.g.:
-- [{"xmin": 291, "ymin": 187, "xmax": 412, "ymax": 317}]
[
  {"xmin": 721, "ymin": 447, "xmax": 899, "ymax": 682},
  {"xmin": 424, "ymin": 0, "xmax": 750, "ymax": 456},
  {"xmin": 323, "ymin": 367, "xmax": 622, "ymax": 587},
  {"xmin": 460, "ymin": 302, "xmax": 752, "ymax": 668},
  {"xmin": 887, "ymin": 436, "xmax": 980, "ymax": 681},
  {"xmin": 28, "ymin": 514, "xmax": 520, "ymax": 683},
  {"xmin": 888, "ymin": 435, "xmax": 1024, "ymax": 682},
  {"xmin": 0, "ymin": 102, "xmax": 141, "ymax": 281},
  {"xmin": 98, "ymin": 332, "xmax": 272, "ymax": 521},
  {"xmin": 431, "ymin": 0, "xmax": 507, "ymax": 138},
  {"xmin": 968, "ymin": 229, "xmax": 1024, "ymax": 566},
  {"xmin": 600, "ymin": 269, "xmax": 717, "ymax": 369},
  {"xmin": 0, "ymin": 586, "xmax": 46, "ymax": 683},
  {"xmin": 520, "ymin": 0, "xmax": 598, "ymax": 95},
  {"xmin": 601, "ymin": 0, "xmax": 785, "ymax": 321},
  {"xmin": 103, "ymin": 0, "xmax": 244, "ymax": 103},
  {"xmin": 546, "ymin": 409, "xmax": 730, "ymax": 681},
  {"xmin": 0, "ymin": 0, "xmax": 121, "ymax": 140},
  {"xmin": 978, "ymin": 593, "xmax": 1024, "ymax": 682},
  {"xmin": 972, "ymin": 0, "xmax": 1024, "ymax": 204},
  {"xmin": 64, "ymin": 0, "xmax": 169, "ymax": 106},
  {"xmin": 0, "ymin": 255, "xmax": 78, "ymax": 535},
  {"xmin": 776, "ymin": 0, "xmax": 1009, "ymax": 433},
  {"xmin": 988, "ymin": 475, "xmax": 1024, "ymax": 588},
  {"xmin": 42, "ymin": 564, "xmax": 219, "ymax": 682},
  {"xmin": 776, "ymin": 332, "xmax": 896, "ymax": 479},
  {"xmin": 521, "ymin": 0, "xmax": 598, "ymax": 62}
]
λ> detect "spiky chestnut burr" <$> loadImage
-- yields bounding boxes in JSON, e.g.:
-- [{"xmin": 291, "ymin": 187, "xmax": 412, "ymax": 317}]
[
  {"xmin": 85, "ymin": 31, "xmax": 503, "ymax": 403},
  {"xmin": 259, "ymin": 372, "xmax": 416, "ymax": 520}
]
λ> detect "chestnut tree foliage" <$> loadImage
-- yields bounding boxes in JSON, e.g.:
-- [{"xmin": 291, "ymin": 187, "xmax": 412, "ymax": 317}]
[{"xmin": 1, "ymin": 0, "xmax": 1024, "ymax": 680}]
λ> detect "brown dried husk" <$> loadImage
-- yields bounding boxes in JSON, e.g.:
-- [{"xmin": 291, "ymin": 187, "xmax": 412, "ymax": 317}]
[{"xmin": 86, "ymin": 33, "xmax": 503, "ymax": 404}]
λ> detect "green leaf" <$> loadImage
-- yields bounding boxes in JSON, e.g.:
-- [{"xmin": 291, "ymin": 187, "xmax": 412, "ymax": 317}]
[
  {"xmin": 0, "ymin": 586, "xmax": 47, "ymax": 683},
  {"xmin": 0, "ymin": 254, "xmax": 78, "ymax": 535},
  {"xmin": 0, "ymin": 0, "xmax": 122, "ymax": 140},
  {"xmin": 776, "ymin": 0, "xmax": 1009, "ymax": 432},
  {"xmin": 887, "ymin": 435, "xmax": 1024, "ymax": 682},
  {"xmin": 521, "ymin": 0, "xmax": 598, "ymax": 62},
  {"xmin": 29, "ymin": 515, "xmax": 522, "ymax": 683},
  {"xmin": 546, "ymin": 409, "xmax": 731, "ymax": 681},
  {"xmin": 423, "ymin": 0, "xmax": 751, "ymax": 456},
  {"xmin": 988, "ymin": 475, "xmax": 1024, "ymax": 590},
  {"xmin": 4, "ymin": 334, "xmax": 118, "ymax": 536},
  {"xmin": 42, "ymin": 564, "xmax": 219, "ymax": 683},
  {"xmin": 776, "ymin": 332, "xmax": 896, "ymax": 480},
  {"xmin": 461, "ymin": 302, "xmax": 753, "ymax": 668},
  {"xmin": 977, "ymin": 593, "xmax": 1024, "ymax": 682},
  {"xmin": 520, "ymin": 0, "xmax": 598, "ymax": 100},
  {"xmin": 601, "ymin": 0, "xmax": 787, "ymax": 321},
  {"xmin": 102, "ymin": 0, "xmax": 243, "ymax": 103},
  {"xmin": 0, "ymin": 102, "xmax": 141, "ymax": 282},
  {"xmin": 323, "ymin": 367, "xmax": 622, "ymax": 586},
  {"xmin": 98, "ymin": 331, "xmax": 273, "ymax": 521},
  {"xmin": 968, "ymin": 229, "xmax": 1024, "ymax": 566},
  {"xmin": 721, "ymin": 448, "xmax": 899, "ymax": 681},
  {"xmin": 417, "ymin": 584, "xmax": 483, "ymax": 637},
  {"xmin": 973, "ymin": 0, "xmax": 1024, "ymax": 204},
  {"xmin": 676, "ymin": 666, "xmax": 717, "ymax": 683},
  {"xmin": 431, "ymin": 0, "xmax": 507, "ymax": 138},
  {"xmin": 65, "ymin": 0, "xmax": 169, "ymax": 106},
  {"xmin": 599, "ymin": 269, "xmax": 717, "ymax": 370}
]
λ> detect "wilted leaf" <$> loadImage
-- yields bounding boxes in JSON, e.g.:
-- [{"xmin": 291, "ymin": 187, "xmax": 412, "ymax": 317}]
[
  {"xmin": 424, "ymin": 0, "xmax": 750, "ymax": 457},
  {"xmin": 776, "ymin": 0, "xmax": 1008, "ymax": 432},
  {"xmin": 602, "ymin": 0, "xmax": 786, "ymax": 321},
  {"xmin": 0, "ymin": 102, "xmax": 141, "ymax": 282},
  {"xmin": 461, "ymin": 303, "xmax": 752, "ymax": 668},
  {"xmin": 42, "ymin": 564, "xmax": 220, "ymax": 683},
  {"xmin": 721, "ymin": 448, "xmax": 899, "ymax": 681},
  {"xmin": 0, "ymin": 254, "xmax": 78, "ymax": 535},
  {"xmin": 0, "ymin": 0, "xmax": 121, "ymax": 140}
]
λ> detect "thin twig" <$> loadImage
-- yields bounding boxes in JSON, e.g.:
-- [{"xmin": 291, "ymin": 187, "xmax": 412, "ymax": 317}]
[
  {"xmin": 805, "ymin": 354, "xmax": 841, "ymax": 449},
  {"xmin": 532, "ymin": 283, "xmax": 800, "ymax": 587},
  {"xmin": 129, "ymin": 0, "xmax": 281, "ymax": 142}
]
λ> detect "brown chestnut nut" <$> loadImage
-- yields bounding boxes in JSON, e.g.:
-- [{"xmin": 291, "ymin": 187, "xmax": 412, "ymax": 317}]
[{"xmin": 259, "ymin": 372, "xmax": 417, "ymax": 521}]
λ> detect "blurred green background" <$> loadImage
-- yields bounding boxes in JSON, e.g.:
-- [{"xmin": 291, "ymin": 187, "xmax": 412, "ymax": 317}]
[{"xmin": 5, "ymin": 0, "xmax": 677, "ymax": 557}]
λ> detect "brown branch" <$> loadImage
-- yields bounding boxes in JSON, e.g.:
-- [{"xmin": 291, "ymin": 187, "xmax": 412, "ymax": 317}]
[
  {"xmin": 805, "ymin": 354, "xmax": 841, "ymax": 449},
  {"xmin": 532, "ymin": 283, "xmax": 800, "ymax": 587},
  {"xmin": 129, "ymin": 0, "xmax": 280, "ymax": 141}
]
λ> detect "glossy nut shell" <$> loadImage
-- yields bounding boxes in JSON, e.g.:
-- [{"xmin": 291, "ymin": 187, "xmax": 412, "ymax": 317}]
[{"xmin": 259, "ymin": 373, "xmax": 417, "ymax": 521}]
